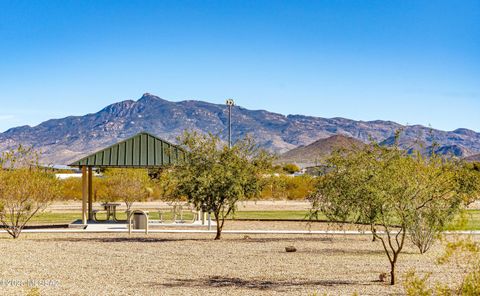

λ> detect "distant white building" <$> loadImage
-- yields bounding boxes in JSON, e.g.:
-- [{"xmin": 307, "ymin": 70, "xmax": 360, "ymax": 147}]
[{"xmin": 39, "ymin": 164, "xmax": 101, "ymax": 180}]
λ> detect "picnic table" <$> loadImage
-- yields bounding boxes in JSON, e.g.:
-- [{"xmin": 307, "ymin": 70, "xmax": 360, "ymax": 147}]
[
  {"xmin": 100, "ymin": 203, "xmax": 121, "ymax": 221},
  {"xmin": 158, "ymin": 204, "xmax": 199, "ymax": 223}
]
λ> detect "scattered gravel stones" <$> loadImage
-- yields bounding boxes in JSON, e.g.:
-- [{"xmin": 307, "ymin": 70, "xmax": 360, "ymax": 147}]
[
  {"xmin": 0, "ymin": 228, "xmax": 473, "ymax": 295},
  {"xmin": 285, "ymin": 246, "xmax": 297, "ymax": 253}
]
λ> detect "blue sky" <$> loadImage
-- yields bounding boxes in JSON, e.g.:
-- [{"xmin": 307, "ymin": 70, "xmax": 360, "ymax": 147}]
[{"xmin": 0, "ymin": 0, "xmax": 479, "ymax": 132}]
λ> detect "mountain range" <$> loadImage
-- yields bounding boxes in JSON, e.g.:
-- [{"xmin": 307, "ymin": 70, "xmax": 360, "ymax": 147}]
[{"xmin": 1, "ymin": 93, "xmax": 480, "ymax": 165}]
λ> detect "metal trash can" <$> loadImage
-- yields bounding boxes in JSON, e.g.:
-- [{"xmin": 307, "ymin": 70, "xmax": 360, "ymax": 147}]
[{"xmin": 132, "ymin": 212, "xmax": 148, "ymax": 229}]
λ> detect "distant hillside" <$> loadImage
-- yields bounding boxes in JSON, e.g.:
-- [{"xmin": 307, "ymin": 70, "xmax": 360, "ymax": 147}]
[
  {"xmin": 465, "ymin": 154, "xmax": 480, "ymax": 162},
  {"xmin": 428, "ymin": 145, "xmax": 474, "ymax": 158},
  {"xmin": 278, "ymin": 135, "xmax": 365, "ymax": 167},
  {"xmin": 381, "ymin": 135, "xmax": 474, "ymax": 158},
  {"xmin": 1, "ymin": 93, "xmax": 480, "ymax": 165}
]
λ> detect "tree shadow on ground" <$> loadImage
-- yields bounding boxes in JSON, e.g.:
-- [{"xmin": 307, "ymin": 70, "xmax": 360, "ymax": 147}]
[
  {"xmin": 153, "ymin": 276, "xmax": 375, "ymax": 291},
  {"xmin": 27, "ymin": 236, "xmax": 345, "ymax": 244},
  {"xmin": 30, "ymin": 237, "xmax": 209, "ymax": 243}
]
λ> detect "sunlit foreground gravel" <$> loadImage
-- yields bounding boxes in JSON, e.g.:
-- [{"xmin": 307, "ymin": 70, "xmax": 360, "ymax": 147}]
[{"xmin": 0, "ymin": 230, "xmax": 467, "ymax": 296}]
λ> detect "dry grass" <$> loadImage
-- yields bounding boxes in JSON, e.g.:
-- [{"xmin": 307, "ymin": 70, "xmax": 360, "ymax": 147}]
[{"xmin": 0, "ymin": 229, "xmax": 469, "ymax": 296}]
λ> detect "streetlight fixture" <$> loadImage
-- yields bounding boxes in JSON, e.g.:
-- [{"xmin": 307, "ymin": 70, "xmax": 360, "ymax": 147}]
[{"xmin": 226, "ymin": 99, "xmax": 235, "ymax": 148}]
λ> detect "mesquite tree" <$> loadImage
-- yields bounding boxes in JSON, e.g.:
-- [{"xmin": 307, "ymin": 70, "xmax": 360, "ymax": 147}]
[
  {"xmin": 0, "ymin": 146, "xmax": 62, "ymax": 239},
  {"xmin": 172, "ymin": 131, "xmax": 272, "ymax": 240},
  {"xmin": 309, "ymin": 137, "xmax": 479, "ymax": 285}
]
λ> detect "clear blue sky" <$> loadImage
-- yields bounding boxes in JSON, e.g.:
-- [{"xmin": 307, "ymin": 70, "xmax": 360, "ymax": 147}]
[{"xmin": 0, "ymin": 0, "xmax": 479, "ymax": 132}]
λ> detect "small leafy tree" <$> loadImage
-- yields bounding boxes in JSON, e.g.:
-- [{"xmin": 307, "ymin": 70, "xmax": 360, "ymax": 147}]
[
  {"xmin": 148, "ymin": 168, "xmax": 180, "ymax": 202},
  {"xmin": 172, "ymin": 131, "xmax": 272, "ymax": 240},
  {"xmin": 309, "ymin": 136, "xmax": 479, "ymax": 285},
  {"xmin": 0, "ymin": 146, "xmax": 62, "ymax": 239},
  {"xmin": 408, "ymin": 214, "xmax": 439, "ymax": 255},
  {"xmin": 264, "ymin": 175, "xmax": 288, "ymax": 199},
  {"xmin": 408, "ymin": 160, "xmax": 480, "ymax": 254},
  {"xmin": 98, "ymin": 169, "xmax": 151, "ymax": 211}
]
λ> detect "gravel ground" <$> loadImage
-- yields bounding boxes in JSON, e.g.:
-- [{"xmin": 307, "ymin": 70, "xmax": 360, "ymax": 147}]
[
  {"xmin": 0, "ymin": 231, "xmax": 468, "ymax": 296},
  {"xmin": 155, "ymin": 221, "xmax": 373, "ymax": 232}
]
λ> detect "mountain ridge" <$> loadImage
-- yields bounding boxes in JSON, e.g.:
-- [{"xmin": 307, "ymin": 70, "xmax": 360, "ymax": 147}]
[
  {"xmin": 1, "ymin": 93, "xmax": 479, "ymax": 164},
  {"xmin": 278, "ymin": 135, "xmax": 366, "ymax": 167},
  {"xmin": 465, "ymin": 153, "xmax": 480, "ymax": 162}
]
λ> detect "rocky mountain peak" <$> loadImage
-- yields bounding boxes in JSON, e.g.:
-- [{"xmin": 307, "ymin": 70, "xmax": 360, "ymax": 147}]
[
  {"xmin": 138, "ymin": 93, "xmax": 168, "ymax": 104},
  {"xmin": 0, "ymin": 93, "xmax": 479, "ymax": 165}
]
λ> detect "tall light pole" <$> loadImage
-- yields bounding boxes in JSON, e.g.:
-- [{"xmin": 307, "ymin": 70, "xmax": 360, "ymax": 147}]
[{"xmin": 226, "ymin": 99, "xmax": 235, "ymax": 148}]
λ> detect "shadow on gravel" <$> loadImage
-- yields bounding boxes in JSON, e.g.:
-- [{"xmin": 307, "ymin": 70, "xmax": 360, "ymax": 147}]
[
  {"xmin": 155, "ymin": 276, "xmax": 373, "ymax": 290},
  {"xmin": 30, "ymin": 237, "xmax": 209, "ymax": 243},
  {"xmin": 29, "ymin": 236, "xmax": 342, "ymax": 244},
  {"xmin": 228, "ymin": 236, "xmax": 334, "ymax": 243},
  {"xmin": 291, "ymin": 247, "xmax": 418, "ymax": 256},
  {"xmin": 297, "ymin": 248, "xmax": 386, "ymax": 256}
]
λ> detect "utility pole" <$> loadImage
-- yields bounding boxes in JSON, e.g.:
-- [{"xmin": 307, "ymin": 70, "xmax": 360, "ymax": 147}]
[{"xmin": 226, "ymin": 99, "xmax": 235, "ymax": 148}]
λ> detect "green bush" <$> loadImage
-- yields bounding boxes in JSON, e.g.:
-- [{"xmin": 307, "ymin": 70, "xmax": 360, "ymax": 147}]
[
  {"xmin": 461, "ymin": 263, "xmax": 480, "ymax": 295},
  {"xmin": 404, "ymin": 238, "xmax": 480, "ymax": 295},
  {"xmin": 282, "ymin": 163, "xmax": 301, "ymax": 174},
  {"xmin": 260, "ymin": 175, "xmax": 315, "ymax": 200}
]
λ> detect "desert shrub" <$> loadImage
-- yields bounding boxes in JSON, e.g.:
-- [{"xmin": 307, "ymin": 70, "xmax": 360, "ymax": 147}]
[
  {"xmin": 282, "ymin": 163, "xmax": 301, "ymax": 174},
  {"xmin": 93, "ymin": 176, "xmax": 112, "ymax": 203},
  {"xmin": 404, "ymin": 237, "xmax": 480, "ymax": 295},
  {"xmin": 440, "ymin": 238, "xmax": 480, "ymax": 295},
  {"xmin": 404, "ymin": 271, "xmax": 432, "ymax": 296},
  {"xmin": 404, "ymin": 271, "xmax": 453, "ymax": 295},
  {"xmin": 461, "ymin": 263, "xmax": 480, "ymax": 295},
  {"xmin": 0, "ymin": 146, "xmax": 63, "ymax": 238},
  {"xmin": 261, "ymin": 175, "xmax": 287, "ymax": 199},
  {"xmin": 260, "ymin": 175, "xmax": 315, "ymax": 200},
  {"xmin": 284, "ymin": 175, "xmax": 315, "ymax": 200},
  {"xmin": 474, "ymin": 162, "xmax": 480, "ymax": 172},
  {"xmin": 25, "ymin": 287, "xmax": 41, "ymax": 296},
  {"xmin": 60, "ymin": 177, "xmax": 83, "ymax": 200}
]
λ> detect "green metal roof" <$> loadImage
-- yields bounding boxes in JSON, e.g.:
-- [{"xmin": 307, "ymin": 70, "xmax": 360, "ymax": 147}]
[{"xmin": 69, "ymin": 132, "xmax": 186, "ymax": 168}]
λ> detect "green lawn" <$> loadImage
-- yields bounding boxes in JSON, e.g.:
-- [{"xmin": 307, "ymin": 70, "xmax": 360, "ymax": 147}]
[
  {"xmin": 445, "ymin": 210, "xmax": 480, "ymax": 231},
  {"xmin": 27, "ymin": 209, "xmax": 480, "ymax": 231},
  {"xmin": 29, "ymin": 212, "xmax": 79, "ymax": 224},
  {"xmin": 230, "ymin": 210, "xmax": 319, "ymax": 220},
  {"xmin": 28, "ymin": 211, "xmax": 196, "ymax": 224},
  {"xmin": 28, "ymin": 210, "xmax": 319, "ymax": 224}
]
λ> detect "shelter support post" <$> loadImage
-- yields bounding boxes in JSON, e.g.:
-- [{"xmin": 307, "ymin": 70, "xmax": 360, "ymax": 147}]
[
  {"xmin": 81, "ymin": 166, "xmax": 88, "ymax": 224},
  {"xmin": 88, "ymin": 167, "xmax": 93, "ymax": 221}
]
